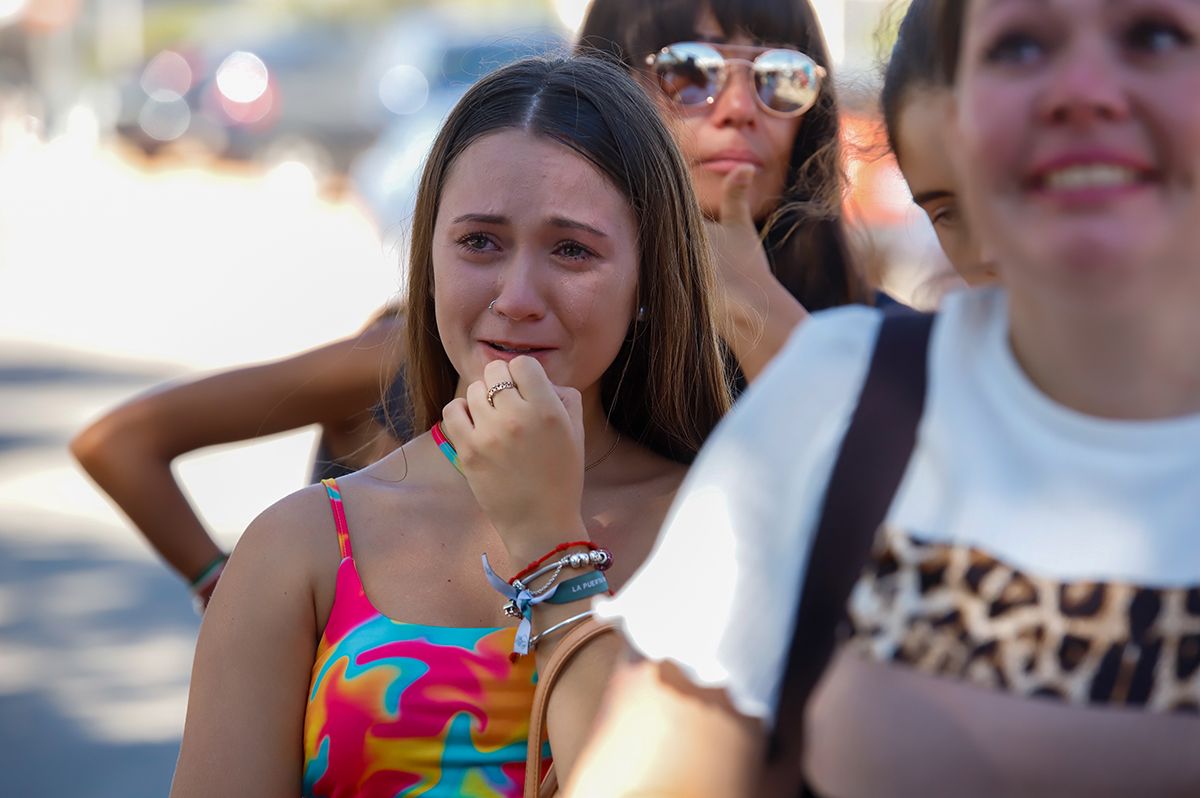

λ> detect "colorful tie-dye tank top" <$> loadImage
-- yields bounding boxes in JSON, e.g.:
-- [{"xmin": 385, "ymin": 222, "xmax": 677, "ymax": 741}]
[{"xmin": 303, "ymin": 478, "xmax": 550, "ymax": 797}]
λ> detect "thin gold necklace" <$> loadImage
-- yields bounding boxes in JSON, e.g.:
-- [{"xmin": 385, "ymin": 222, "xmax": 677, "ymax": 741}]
[{"xmin": 584, "ymin": 433, "xmax": 621, "ymax": 472}]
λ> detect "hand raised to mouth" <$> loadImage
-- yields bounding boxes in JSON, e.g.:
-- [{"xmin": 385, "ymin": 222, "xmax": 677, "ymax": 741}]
[{"xmin": 440, "ymin": 355, "xmax": 588, "ymax": 563}]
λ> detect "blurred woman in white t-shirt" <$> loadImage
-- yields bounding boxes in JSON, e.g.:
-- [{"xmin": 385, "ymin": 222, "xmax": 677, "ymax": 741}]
[{"xmin": 566, "ymin": 0, "xmax": 1200, "ymax": 795}]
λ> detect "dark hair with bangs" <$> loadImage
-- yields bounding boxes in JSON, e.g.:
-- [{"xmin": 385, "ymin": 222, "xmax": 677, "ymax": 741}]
[
  {"xmin": 880, "ymin": 0, "xmax": 943, "ymax": 161},
  {"xmin": 932, "ymin": 0, "xmax": 967, "ymax": 83},
  {"xmin": 577, "ymin": 0, "xmax": 864, "ymax": 313},
  {"xmin": 405, "ymin": 55, "xmax": 731, "ymax": 463}
]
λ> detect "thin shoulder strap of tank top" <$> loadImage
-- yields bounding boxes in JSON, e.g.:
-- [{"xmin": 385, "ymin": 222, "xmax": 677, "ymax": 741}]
[{"xmin": 320, "ymin": 477, "xmax": 353, "ymax": 560}]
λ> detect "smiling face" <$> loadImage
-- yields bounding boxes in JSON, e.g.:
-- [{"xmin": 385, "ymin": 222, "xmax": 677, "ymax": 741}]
[
  {"xmin": 952, "ymin": 0, "xmax": 1200, "ymax": 303},
  {"xmin": 896, "ymin": 87, "xmax": 996, "ymax": 285},
  {"xmin": 657, "ymin": 7, "xmax": 803, "ymax": 221},
  {"xmin": 432, "ymin": 130, "xmax": 640, "ymax": 406}
]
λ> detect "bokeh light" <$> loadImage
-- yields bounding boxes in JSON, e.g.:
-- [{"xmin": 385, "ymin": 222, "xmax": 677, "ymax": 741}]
[
  {"xmin": 140, "ymin": 51, "xmax": 192, "ymax": 102},
  {"xmin": 215, "ymin": 51, "xmax": 269, "ymax": 105},
  {"xmin": 137, "ymin": 97, "xmax": 190, "ymax": 142},
  {"xmin": 378, "ymin": 65, "xmax": 429, "ymax": 116},
  {"xmin": 216, "ymin": 82, "xmax": 275, "ymax": 126}
]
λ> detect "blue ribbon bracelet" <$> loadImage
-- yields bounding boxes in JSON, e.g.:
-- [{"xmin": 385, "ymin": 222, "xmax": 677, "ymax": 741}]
[{"xmin": 481, "ymin": 553, "xmax": 560, "ymax": 656}]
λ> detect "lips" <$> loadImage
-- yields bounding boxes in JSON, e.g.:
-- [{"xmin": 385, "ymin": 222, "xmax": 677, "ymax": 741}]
[
  {"xmin": 1026, "ymin": 152, "xmax": 1157, "ymax": 194},
  {"xmin": 481, "ymin": 340, "xmax": 555, "ymax": 357},
  {"xmin": 1042, "ymin": 164, "xmax": 1140, "ymax": 191},
  {"xmin": 698, "ymin": 149, "xmax": 763, "ymax": 173}
]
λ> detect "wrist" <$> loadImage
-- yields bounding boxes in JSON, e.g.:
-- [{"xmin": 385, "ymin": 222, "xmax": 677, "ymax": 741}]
[
  {"xmin": 188, "ymin": 553, "xmax": 228, "ymax": 613},
  {"xmin": 725, "ymin": 264, "xmax": 776, "ymax": 308},
  {"xmin": 480, "ymin": 539, "xmax": 612, "ymax": 660},
  {"xmin": 728, "ymin": 279, "xmax": 805, "ymax": 335},
  {"xmin": 503, "ymin": 520, "xmax": 589, "ymax": 564}
]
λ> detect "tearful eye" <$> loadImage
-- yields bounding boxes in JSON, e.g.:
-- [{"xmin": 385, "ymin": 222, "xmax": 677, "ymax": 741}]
[
  {"xmin": 456, "ymin": 233, "xmax": 498, "ymax": 254},
  {"xmin": 554, "ymin": 240, "xmax": 595, "ymax": 262},
  {"xmin": 1125, "ymin": 17, "xmax": 1192, "ymax": 54}
]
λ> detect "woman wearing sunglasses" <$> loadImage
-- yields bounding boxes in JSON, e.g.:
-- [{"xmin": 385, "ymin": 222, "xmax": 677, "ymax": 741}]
[{"xmin": 579, "ymin": 0, "xmax": 865, "ymax": 383}]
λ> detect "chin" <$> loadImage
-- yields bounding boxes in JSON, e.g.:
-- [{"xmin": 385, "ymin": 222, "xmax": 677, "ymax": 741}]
[
  {"xmin": 1033, "ymin": 241, "xmax": 1164, "ymax": 307},
  {"xmin": 1004, "ymin": 208, "xmax": 1153, "ymax": 269}
]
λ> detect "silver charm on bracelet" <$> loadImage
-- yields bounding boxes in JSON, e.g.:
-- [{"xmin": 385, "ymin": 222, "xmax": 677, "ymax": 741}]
[{"xmin": 523, "ymin": 549, "xmax": 613, "ymax": 587}]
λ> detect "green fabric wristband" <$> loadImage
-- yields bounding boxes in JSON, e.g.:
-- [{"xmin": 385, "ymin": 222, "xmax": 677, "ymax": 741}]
[
  {"xmin": 190, "ymin": 554, "xmax": 229, "ymax": 588},
  {"xmin": 544, "ymin": 571, "xmax": 609, "ymax": 605}
]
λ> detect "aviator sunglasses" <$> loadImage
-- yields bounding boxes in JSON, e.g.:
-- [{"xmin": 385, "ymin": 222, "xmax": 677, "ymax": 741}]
[{"xmin": 645, "ymin": 41, "xmax": 826, "ymax": 118}]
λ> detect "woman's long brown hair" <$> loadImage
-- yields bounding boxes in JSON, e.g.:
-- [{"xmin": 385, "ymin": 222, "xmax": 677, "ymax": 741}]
[{"xmin": 405, "ymin": 55, "xmax": 732, "ymax": 463}]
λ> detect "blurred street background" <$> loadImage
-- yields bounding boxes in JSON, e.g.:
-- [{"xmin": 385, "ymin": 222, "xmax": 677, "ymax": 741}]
[{"xmin": 0, "ymin": 0, "xmax": 932, "ymax": 794}]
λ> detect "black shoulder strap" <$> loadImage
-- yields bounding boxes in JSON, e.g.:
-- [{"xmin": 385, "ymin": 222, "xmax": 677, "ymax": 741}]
[{"xmin": 761, "ymin": 309, "xmax": 935, "ymax": 795}]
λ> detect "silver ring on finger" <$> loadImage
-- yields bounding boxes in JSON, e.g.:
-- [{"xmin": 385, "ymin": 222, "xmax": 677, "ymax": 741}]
[{"xmin": 486, "ymin": 381, "xmax": 517, "ymax": 408}]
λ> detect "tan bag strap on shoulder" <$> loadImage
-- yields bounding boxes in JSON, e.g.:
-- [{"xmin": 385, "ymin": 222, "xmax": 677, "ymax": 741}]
[{"xmin": 524, "ymin": 617, "xmax": 617, "ymax": 798}]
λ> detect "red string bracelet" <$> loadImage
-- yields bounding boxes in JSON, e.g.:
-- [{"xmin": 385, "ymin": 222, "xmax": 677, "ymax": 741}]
[{"xmin": 511, "ymin": 540, "xmax": 600, "ymax": 584}]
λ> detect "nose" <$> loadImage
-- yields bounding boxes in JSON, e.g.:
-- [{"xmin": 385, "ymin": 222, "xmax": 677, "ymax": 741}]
[
  {"xmin": 489, "ymin": 253, "xmax": 547, "ymax": 322},
  {"xmin": 1037, "ymin": 37, "xmax": 1131, "ymax": 127},
  {"xmin": 969, "ymin": 242, "xmax": 1000, "ymax": 287},
  {"xmin": 709, "ymin": 62, "xmax": 758, "ymax": 128}
]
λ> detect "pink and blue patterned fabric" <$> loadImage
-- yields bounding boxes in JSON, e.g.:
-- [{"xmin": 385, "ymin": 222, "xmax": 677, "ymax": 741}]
[{"xmin": 303, "ymin": 478, "xmax": 549, "ymax": 797}]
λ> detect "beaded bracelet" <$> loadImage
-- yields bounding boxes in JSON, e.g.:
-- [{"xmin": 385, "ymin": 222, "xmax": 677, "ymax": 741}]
[
  {"xmin": 522, "ymin": 561, "xmax": 567, "ymax": 599},
  {"xmin": 512, "ymin": 548, "xmax": 613, "ymax": 598},
  {"xmin": 481, "ymin": 549, "xmax": 613, "ymax": 658},
  {"xmin": 512, "ymin": 540, "xmax": 601, "ymax": 584}
]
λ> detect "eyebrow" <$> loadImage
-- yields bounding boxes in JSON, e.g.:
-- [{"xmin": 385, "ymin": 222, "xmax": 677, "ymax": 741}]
[
  {"xmin": 452, "ymin": 213, "xmax": 505, "ymax": 225},
  {"xmin": 548, "ymin": 216, "xmax": 609, "ymax": 238},
  {"xmin": 911, "ymin": 190, "xmax": 954, "ymax": 207},
  {"xmin": 451, "ymin": 213, "xmax": 609, "ymax": 238}
]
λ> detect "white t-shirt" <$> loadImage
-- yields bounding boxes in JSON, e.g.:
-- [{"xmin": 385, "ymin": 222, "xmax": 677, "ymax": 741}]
[{"xmin": 597, "ymin": 288, "xmax": 1200, "ymax": 795}]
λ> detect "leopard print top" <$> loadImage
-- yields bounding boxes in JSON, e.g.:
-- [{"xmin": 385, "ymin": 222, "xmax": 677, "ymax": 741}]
[{"xmin": 846, "ymin": 526, "xmax": 1200, "ymax": 714}]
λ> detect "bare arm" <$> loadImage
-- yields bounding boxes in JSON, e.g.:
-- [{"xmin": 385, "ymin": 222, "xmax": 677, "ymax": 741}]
[
  {"xmin": 564, "ymin": 655, "xmax": 766, "ymax": 797},
  {"xmin": 723, "ymin": 274, "xmax": 809, "ymax": 383},
  {"xmin": 70, "ymin": 317, "xmax": 405, "ymax": 585},
  {"xmin": 529, "ymin": 602, "xmax": 625, "ymax": 781},
  {"xmin": 169, "ymin": 491, "xmax": 328, "ymax": 797}
]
